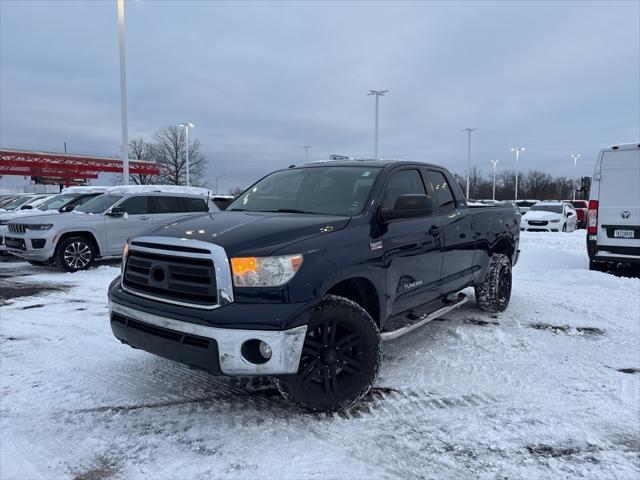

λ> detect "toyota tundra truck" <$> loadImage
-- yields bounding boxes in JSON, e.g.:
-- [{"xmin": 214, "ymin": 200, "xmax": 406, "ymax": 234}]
[{"xmin": 108, "ymin": 160, "xmax": 520, "ymax": 411}]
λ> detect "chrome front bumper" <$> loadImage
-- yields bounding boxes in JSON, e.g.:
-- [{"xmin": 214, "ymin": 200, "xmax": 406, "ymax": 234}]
[{"xmin": 109, "ymin": 301, "xmax": 307, "ymax": 376}]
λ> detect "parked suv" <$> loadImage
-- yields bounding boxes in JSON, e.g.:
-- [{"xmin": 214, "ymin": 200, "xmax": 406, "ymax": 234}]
[
  {"xmin": 0, "ymin": 187, "xmax": 106, "ymax": 255},
  {"xmin": 109, "ymin": 161, "xmax": 520, "ymax": 411},
  {"xmin": 5, "ymin": 186, "xmax": 216, "ymax": 271},
  {"xmin": 587, "ymin": 143, "xmax": 640, "ymax": 271}
]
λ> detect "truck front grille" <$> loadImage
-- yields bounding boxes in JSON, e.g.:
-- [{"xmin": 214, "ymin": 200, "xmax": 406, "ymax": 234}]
[
  {"xmin": 8, "ymin": 224, "xmax": 27, "ymax": 234},
  {"xmin": 123, "ymin": 250, "xmax": 218, "ymax": 307}
]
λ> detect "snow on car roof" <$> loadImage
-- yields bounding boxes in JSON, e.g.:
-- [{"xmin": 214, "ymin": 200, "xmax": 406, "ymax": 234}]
[
  {"xmin": 104, "ymin": 185, "xmax": 213, "ymax": 197},
  {"xmin": 61, "ymin": 186, "xmax": 109, "ymax": 194}
]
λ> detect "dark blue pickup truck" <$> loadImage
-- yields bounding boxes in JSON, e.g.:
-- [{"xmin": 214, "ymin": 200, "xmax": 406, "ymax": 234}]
[{"xmin": 108, "ymin": 160, "xmax": 520, "ymax": 411}]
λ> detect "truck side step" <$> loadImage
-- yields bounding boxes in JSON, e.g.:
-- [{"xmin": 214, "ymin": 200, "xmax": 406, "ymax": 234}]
[{"xmin": 381, "ymin": 293, "xmax": 468, "ymax": 341}]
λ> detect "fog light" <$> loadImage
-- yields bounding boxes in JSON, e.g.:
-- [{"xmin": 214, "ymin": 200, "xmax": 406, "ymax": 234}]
[{"xmin": 259, "ymin": 341, "xmax": 272, "ymax": 360}]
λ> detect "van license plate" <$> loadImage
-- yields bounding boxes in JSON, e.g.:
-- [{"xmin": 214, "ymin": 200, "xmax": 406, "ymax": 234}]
[{"xmin": 614, "ymin": 229, "xmax": 634, "ymax": 239}]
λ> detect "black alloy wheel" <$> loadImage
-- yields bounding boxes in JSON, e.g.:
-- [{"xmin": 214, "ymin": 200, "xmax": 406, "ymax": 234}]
[{"xmin": 275, "ymin": 295, "xmax": 381, "ymax": 412}]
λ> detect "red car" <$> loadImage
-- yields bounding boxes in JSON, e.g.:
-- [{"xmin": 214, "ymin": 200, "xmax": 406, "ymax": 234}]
[{"xmin": 564, "ymin": 200, "xmax": 588, "ymax": 228}]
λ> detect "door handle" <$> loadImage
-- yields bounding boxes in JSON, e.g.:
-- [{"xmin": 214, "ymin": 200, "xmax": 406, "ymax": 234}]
[
  {"xmin": 140, "ymin": 216, "xmax": 150, "ymax": 220},
  {"xmin": 428, "ymin": 225, "xmax": 441, "ymax": 236}
]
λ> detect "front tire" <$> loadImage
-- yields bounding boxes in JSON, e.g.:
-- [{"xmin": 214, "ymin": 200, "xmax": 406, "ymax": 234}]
[
  {"xmin": 475, "ymin": 253, "xmax": 512, "ymax": 312},
  {"xmin": 57, "ymin": 236, "xmax": 96, "ymax": 272},
  {"xmin": 275, "ymin": 295, "xmax": 381, "ymax": 412}
]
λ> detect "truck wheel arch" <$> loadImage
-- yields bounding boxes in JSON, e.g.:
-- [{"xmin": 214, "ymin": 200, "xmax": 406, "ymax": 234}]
[
  {"xmin": 490, "ymin": 237, "xmax": 515, "ymax": 264},
  {"xmin": 325, "ymin": 276, "xmax": 381, "ymax": 327}
]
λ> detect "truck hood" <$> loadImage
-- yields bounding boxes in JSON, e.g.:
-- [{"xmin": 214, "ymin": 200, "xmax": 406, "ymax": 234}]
[
  {"xmin": 146, "ymin": 211, "xmax": 351, "ymax": 256},
  {"xmin": 523, "ymin": 210, "xmax": 562, "ymax": 222}
]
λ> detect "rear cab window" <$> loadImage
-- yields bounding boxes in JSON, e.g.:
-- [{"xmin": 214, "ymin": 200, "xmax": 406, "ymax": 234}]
[{"xmin": 426, "ymin": 170, "xmax": 457, "ymax": 214}]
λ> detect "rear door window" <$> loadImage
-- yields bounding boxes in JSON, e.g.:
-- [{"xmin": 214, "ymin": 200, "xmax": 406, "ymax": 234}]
[
  {"xmin": 150, "ymin": 196, "xmax": 181, "ymax": 214},
  {"xmin": 427, "ymin": 171, "xmax": 456, "ymax": 214}
]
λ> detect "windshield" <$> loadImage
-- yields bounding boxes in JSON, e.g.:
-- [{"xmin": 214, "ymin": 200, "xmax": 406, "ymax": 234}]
[
  {"xmin": 0, "ymin": 196, "xmax": 34, "ymax": 210},
  {"xmin": 570, "ymin": 201, "xmax": 587, "ymax": 208},
  {"xmin": 228, "ymin": 166, "xmax": 382, "ymax": 216},
  {"xmin": 530, "ymin": 204, "xmax": 562, "ymax": 214},
  {"xmin": 75, "ymin": 195, "xmax": 122, "ymax": 214},
  {"xmin": 37, "ymin": 194, "xmax": 76, "ymax": 211}
]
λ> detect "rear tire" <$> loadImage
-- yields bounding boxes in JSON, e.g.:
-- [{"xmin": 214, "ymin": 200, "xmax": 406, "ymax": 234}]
[
  {"xmin": 475, "ymin": 253, "xmax": 512, "ymax": 313},
  {"xmin": 275, "ymin": 295, "xmax": 381, "ymax": 412},
  {"xmin": 56, "ymin": 236, "xmax": 96, "ymax": 272}
]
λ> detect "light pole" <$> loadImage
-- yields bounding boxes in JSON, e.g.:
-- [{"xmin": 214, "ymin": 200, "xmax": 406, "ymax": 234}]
[
  {"xmin": 117, "ymin": 0, "xmax": 129, "ymax": 185},
  {"xmin": 215, "ymin": 174, "xmax": 225, "ymax": 195},
  {"xmin": 302, "ymin": 145, "xmax": 311, "ymax": 163},
  {"xmin": 462, "ymin": 127, "xmax": 478, "ymax": 198},
  {"xmin": 490, "ymin": 159, "xmax": 498, "ymax": 201},
  {"xmin": 510, "ymin": 146, "xmax": 525, "ymax": 201},
  {"xmin": 367, "ymin": 89, "xmax": 388, "ymax": 159},
  {"xmin": 570, "ymin": 153, "xmax": 581, "ymax": 200},
  {"xmin": 179, "ymin": 122, "xmax": 194, "ymax": 186}
]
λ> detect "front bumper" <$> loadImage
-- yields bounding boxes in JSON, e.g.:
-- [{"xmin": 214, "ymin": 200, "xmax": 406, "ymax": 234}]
[
  {"xmin": 4, "ymin": 229, "xmax": 56, "ymax": 261},
  {"xmin": 109, "ymin": 277, "xmax": 310, "ymax": 376}
]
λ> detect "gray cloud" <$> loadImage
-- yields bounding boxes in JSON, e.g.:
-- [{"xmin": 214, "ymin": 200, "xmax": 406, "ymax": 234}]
[{"xmin": 1, "ymin": 0, "xmax": 638, "ymax": 193}]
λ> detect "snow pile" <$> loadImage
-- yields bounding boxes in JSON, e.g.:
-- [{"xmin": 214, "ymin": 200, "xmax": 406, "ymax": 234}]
[
  {"xmin": 0, "ymin": 230, "xmax": 638, "ymax": 479},
  {"xmin": 61, "ymin": 186, "xmax": 108, "ymax": 194},
  {"xmin": 105, "ymin": 185, "xmax": 213, "ymax": 198}
]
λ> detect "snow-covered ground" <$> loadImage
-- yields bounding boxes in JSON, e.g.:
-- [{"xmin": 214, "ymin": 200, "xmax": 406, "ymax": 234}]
[{"xmin": 1, "ymin": 231, "xmax": 638, "ymax": 479}]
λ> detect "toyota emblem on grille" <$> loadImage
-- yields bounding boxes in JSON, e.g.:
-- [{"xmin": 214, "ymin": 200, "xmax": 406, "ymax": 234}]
[
  {"xmin": 621, "ymin": 210, "xmax": 631, "ymax": 219},
  {"xmin": 150, "ymin": 264, "xmax": 168, "ymax": 284}
]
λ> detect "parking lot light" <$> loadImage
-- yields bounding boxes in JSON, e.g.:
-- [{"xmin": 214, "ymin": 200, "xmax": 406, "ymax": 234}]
[
  {"xmin": 511, "ymin": 147, "xmax": 525, "ymax": 201},
  {"xmin": 179, "ymin": 122, "xmax": 195, "ymax": 186}
]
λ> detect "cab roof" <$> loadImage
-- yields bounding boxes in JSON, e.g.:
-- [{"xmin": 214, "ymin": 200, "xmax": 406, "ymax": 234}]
[{"xmin": 296, "ymin": 159, "xmax": 442, "ymax": 169}]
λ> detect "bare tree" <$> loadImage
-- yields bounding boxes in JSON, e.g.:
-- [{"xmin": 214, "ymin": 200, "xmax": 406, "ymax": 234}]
[
  {"xmin": 127, "ymin": 138, "xmax": 157, "ymax": 185},
  {"xmin": 152, "ymin": 126, "xmax": 208, "ymax": 186}
]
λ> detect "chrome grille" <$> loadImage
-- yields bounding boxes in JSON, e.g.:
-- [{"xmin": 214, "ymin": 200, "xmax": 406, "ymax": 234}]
[
  {"xmin": 8, "ymin": 224, "xmax": 27, "ymax": 234},
  {"xmin": 121, "ymin": 237, "xmax": 234, "ymax": 310}
]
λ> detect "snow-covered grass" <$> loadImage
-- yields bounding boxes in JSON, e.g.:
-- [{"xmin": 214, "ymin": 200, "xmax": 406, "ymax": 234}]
[{"xmin": 1, "ymin": 231, "xmax": 638, "ymax": 479}]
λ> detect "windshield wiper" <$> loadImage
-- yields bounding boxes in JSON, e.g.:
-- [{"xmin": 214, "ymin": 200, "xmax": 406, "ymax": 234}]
[{"xmin": 227, "ymin": 208, "xmax": 248, "ymax": 211}]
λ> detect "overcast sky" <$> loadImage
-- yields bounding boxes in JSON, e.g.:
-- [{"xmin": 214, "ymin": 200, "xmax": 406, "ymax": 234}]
[{"xmin": 1, "ymin": 0, "xmax": 638, "ymax": 192}]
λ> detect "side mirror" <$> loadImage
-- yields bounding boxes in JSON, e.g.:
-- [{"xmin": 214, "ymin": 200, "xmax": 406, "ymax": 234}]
[
  {"xmin": 379, "ymin": 194, "xmax": 434, "ymax": 222},
  {"xmin": 60, "ymin": 204, "xmax": 75, "ymax": 213},
  {"xmin": 566, "ymin": 211, "xmax": 574, "ymax": 217},
  {"xmin": 108, "ymin": 206, "xmax": 126, "ymax": 216},
  {"xmin": 20, "ymin": 205, "xmax": 33, "ymax": 210}
]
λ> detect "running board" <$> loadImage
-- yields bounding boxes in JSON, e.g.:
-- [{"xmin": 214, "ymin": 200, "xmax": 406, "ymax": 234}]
[{"xmin": 381, "ymin": 293, "xmax": 468, "ymax": 341}]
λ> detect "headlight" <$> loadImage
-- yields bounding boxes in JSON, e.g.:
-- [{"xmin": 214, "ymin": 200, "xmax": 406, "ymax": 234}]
[
  {"xmin": 26, "ymin": 224, "xmax": 53, "ymax": 231},
  {"xmin": 121, "ymin": 241, "xmax": 130, "ymax": 275},
  {"xmin": 231, "ymin": 254, "xmax": 303, "ymax": 287},
  {"xmin": 550, "ymin": 219, "xmax": 561, "ymax": 223}
]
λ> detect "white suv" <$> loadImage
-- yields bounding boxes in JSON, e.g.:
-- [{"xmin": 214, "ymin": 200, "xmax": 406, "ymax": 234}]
[{"xmin": 587, "ymin": 143, "xmax": 640, "ymax": 271}]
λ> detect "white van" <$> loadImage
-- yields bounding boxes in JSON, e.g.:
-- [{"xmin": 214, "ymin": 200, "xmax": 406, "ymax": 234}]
[{"xmin": 587, "ymin": 143, "xmax": 640, "ymax": 270}]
